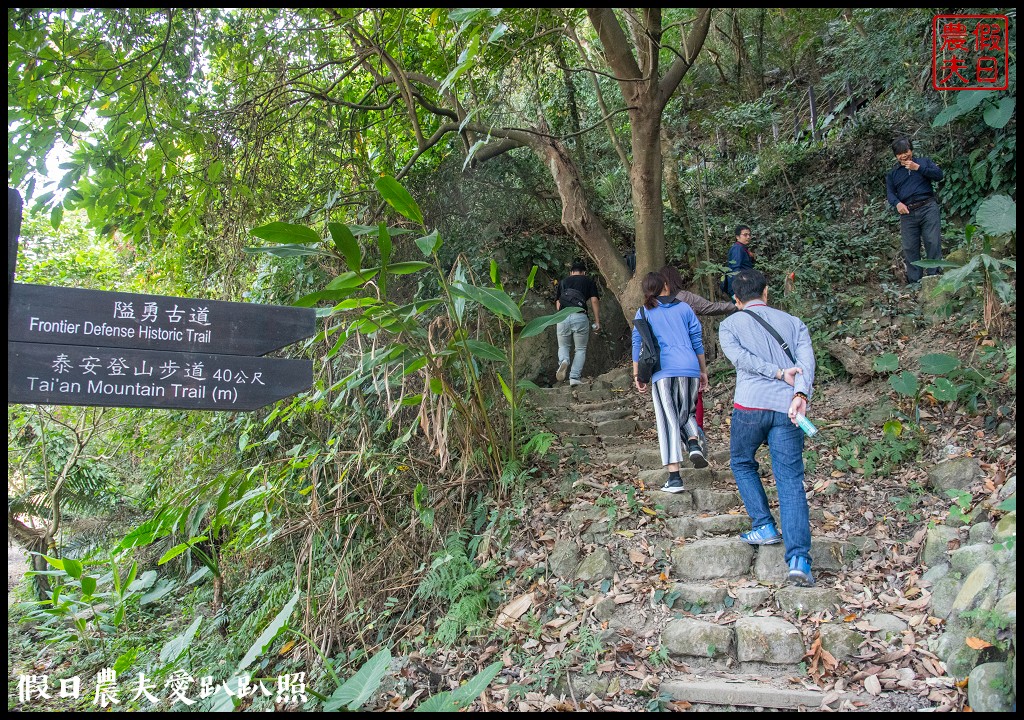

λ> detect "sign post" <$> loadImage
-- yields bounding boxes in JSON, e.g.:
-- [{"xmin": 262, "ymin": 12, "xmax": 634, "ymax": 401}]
[
  {"xmin": 9, "ymin": 342, "xmax": 313, "ymax": 411},
  {"xmin": 10, "ymin": 283, "xmax": 315, "ymax": 356},
  {"xmin": 8, "ymin": 188, "xmax": 317, "ymax": 411}
]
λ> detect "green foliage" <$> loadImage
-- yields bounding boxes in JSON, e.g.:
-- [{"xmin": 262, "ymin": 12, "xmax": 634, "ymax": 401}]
[
  {"xmin": 830, "ymin": 420, "xmax": 923, "ymax": 479},
  {"xmin": 940, "ymin": 133, "xmax": 1016, "ymax": 219},
  {"xmin": 249, "ymin": 176, "xmax": 574, "ymax": 482},
  {"xmin": 21, "ymin": 552, "xmax": 141, "ymax": 651},
  {"xmin": 413, "ymin": 660, "xmax": 502, "ymax": 712},
  {"xmin": 415, "ymin": 531, "xmax": 497, "ymax": 646},
  {"xmin": 927, "ymin": 213, "xmax": 1016, "ymax": 337},
  {"xmin": 873, "ymin": 353, "xmax": 899, "ymax": 373},
  {"xmin": 945, "ymin": 489, "xmax": 973, "ymax": 525},
  {"xmin": 891, "ymin": 482, "xmax": 927, "ymax": 523},
  {"xmin": 933, "ymin": 91, "xmax": 1014, "ymax": 130},
  {"xmin": 881, "ymin": 341, "xmax": 1013, "ymax": 417},
  {"xmin": 324, "ymin": 647, "xmax": 392, "ymax": 711}
]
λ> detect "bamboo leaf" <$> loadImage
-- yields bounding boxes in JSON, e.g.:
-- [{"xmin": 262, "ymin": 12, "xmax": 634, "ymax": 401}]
[
  {"xmin": 250, "ymin": 222, "xmax": 322, "ymax": 245},
  {"xmin": 497, "ymin": 373, "xmax": 514, "ymax": 405},
  {"xmin": 385, "ymin": 261, "xmax": 431, "ymax": 275},
  {"xmin": 243, "ymin": 244, "xmax": 330, "ymax": 258},
  {"xmin": 158, "ymin": 537, "xmax": 207, "ymax": 565},
  {"xmin": 415, "ymin": 230, "xmax": 441, "ymax": 257},
  {"xmin": 451, "ymin": 283, "xmax": 522, "ymax": 322},
  {"xmin": 80, "ymin": 575, "xmax": 97, "ymax": 596},
  {"xmin": 463, "ymin": 339, "xmax": 508, "ymax": 362},
  {"xmin": 328, "ymin": 222, "xmax": 362, "ymax": 271},
  {"xmin": 375, "ymin": 176, "xmax": 423, "ymax": 225},
  {"xmin": 42, "ymin": 554, "xmax": 65, "ymax": 573},
  {"xmin": 520, "ymin": 307, "xmax": 580, "ymax": 338},
  {"xmin": 63, "ymin": 558, "xmax": 83, "ymax": 579}
]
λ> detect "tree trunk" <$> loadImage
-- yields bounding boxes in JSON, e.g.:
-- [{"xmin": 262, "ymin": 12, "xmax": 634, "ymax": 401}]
[
  {"xmin": 9, "ymin": 513, "xmax": 50, "ymax": 596},
  {"xmin": 530, "ymin": 139, "xmax": 635, "ymax": 313},
  {"xmin": 631, "ymin": 110, "xmax": 666, "ymax": 287}
]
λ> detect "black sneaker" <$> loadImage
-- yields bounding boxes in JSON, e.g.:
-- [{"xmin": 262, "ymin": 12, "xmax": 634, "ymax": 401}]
[
  {"xmin": 696, "ymin": 426, "xmax": 709, "ymax": 459},
  {"xmin": 660, "ymin": 476, "xmax": 685, "ymax": 493},
  {"xmin": 687, "ymin": 439, "xmax": 708, "ymax": 469}
]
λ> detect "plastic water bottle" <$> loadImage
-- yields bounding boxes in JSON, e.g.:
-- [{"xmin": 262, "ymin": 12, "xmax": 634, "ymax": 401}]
[{"xmin": 795, "ymin": 413, "xmax": 818, "ymax": 438}]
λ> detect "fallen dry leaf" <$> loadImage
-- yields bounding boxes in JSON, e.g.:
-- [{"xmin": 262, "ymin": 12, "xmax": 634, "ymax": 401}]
[
  {"xmin": 864, "ymin": 675, "xmax": 882, "ymax": 696},
  {"xmin": 496, "ymin": 591, "xmax": 535, "ymax": 628},
  {"xmin": 965, "ymin": 637, "xmax": 993, "ymax": 650}
]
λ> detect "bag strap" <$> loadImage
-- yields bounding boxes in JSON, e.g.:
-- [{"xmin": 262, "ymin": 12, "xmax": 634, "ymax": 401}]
[
  {"xmin": 640, "ymin": 306, "xmax": 659, "ymax": 342},
  {"xmin": 741, "ymin": 309, "xmax": 796, "ymax": 364}
]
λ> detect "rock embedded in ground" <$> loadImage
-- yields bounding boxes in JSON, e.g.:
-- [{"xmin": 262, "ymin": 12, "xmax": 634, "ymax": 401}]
[
  {"xmin": 967, "ymin": 663, "xmax": 1014, "ymax": 712},
  {"xmin": 734, "ymin": 616, "xmax": 805, "ymax": 664},
  {"xmin": 671, "ymin": 538, "xmax": 753, "ymax": 580},
  {"xmin": 927, "ymin": 456, "xmax": 982, "ymax": 492},
  {"xmin": 662, "ymin": 617, "xmax": 735, "ymax": 658}
]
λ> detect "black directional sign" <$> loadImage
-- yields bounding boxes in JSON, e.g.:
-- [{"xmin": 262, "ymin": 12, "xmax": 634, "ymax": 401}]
[
  {"xmin": 8, "ymin": 341, "xmax": 313, "ymax": 411},
  {"xmin": 9, "ymin": 283, "xmax": 315, "ymax": 356}
]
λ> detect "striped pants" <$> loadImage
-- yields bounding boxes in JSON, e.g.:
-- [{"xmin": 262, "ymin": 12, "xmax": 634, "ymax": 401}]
[{"xmin": 652, "ymin": 376, "xmax": 701, "ymax": 467}]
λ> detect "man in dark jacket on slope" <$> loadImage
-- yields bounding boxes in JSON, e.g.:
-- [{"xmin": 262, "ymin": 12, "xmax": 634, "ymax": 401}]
[{"xmin": 885, "ymin": 137, "xmax": 944, "ymax": 284}]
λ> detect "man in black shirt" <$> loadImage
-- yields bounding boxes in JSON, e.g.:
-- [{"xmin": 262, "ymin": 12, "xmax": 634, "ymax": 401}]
[
  {"xmin": 555, "ymin": 260, "xmax": 601, "ymax": 386},
  {"xmin": 885, "ymin": 138, "xmax": 944, "ymax": 284}
]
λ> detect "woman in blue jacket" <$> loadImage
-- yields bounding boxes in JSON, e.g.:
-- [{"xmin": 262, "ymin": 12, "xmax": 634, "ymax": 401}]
[{"xmin": 632, "ymin": 272, "xmax": 709, "ymax": 493}]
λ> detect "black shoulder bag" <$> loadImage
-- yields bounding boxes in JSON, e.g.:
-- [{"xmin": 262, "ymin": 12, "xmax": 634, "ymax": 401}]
[
  {"xmin": 741, "ymin": 309, "xmax": 796, "ymax": 364},
  {"xmin": 634, "ymin": 307, "xmax": 661, "ymax": 383}
]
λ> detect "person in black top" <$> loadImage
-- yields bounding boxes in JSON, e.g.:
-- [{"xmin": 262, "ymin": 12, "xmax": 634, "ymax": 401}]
[
  {"xmin": 723, "ymin": 225, "xmax": 755, "ymax": 297},
  {"xmin": 554, "ymin": 260, "xmax": 601, "ymax": 386},
  {"xmin": 885, "ymin": 137, "xmax": 944, "ymax": 284}
]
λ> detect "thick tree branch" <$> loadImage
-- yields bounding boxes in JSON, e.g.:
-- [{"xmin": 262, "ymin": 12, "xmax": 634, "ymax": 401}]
[
  {"xmin": 566, "ymin": 23, "xmax": 632, "ymax": 172},
  {"xmin": 658, "ymin": 8, "xmax": 712, "ymax": 104},
  {"xmin": 587, "ymin": 7, "xmax": 643, "ymax": 101}
]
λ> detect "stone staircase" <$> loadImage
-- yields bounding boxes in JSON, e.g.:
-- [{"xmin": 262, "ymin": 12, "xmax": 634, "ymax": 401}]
[{"xmin": 524, "ymin": 366, "xmax": 880, "ymax": 710}]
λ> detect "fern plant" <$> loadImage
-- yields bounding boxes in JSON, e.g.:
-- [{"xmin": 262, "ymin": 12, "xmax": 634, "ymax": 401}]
[{"xmin": 415, "ymin": 531, "xmax": 497, "ymax": 646}]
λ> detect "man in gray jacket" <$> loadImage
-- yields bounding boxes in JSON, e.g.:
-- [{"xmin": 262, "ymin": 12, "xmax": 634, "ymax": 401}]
[{"xmin": 719, "ymin": 269, "xmax": 816, "ymax": 586}]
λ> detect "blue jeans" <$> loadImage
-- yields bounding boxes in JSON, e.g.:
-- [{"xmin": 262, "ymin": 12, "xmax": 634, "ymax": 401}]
[
  {"xmin": 556, "ymin": 312, "xmax": 590, "ymax": 381},
  {"xmin": 729, "ymin": 408, "xmax": 811, "ymax": 564},
  {"xmin": 899, "ymin": 200, "xmax": 942, "ymax": 283}
]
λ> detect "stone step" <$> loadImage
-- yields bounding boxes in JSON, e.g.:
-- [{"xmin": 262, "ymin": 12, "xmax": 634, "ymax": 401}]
[
  {"xmin": 691, "ymin": 488, "xmax": 742, "ymax": 513},
  {"xmin": 561, "ymin": 435, "xmax": 601, "ymax": 448},
  {"xmin": 594, "ymin": 418, "xmax": 639, "ymax": 437},
  {"xmin": 664, "ymin": 512, "xmax": 751, "ymax": 539},
  {"xmin": 661, "ymin": 676, "xmax": 866, "ymax": 710},
  {"xmin": 528, "ymin": 388, "xmax": 574, "ymax": 407},
  {"xmin": 575, "ymin": 398, "xmax": 637, "ymax": 413},
  {"xmin": 634, "ymin": 446, "xmax": 662, "ymax": 467},
  {"xmin": 638, "ymin": 468, "xmax": 716, "ymax": 492},
  {"xmin": 662, "ymin": 614, "xmax": 806, "ymax": 665},
  {"xmin": 604, "ymin": 449, "xmax": 636, "ymax": 465},
  {"xmin": 589, "ymin": 408, "xmax": 636, "ymax": 423},
  {"xmin": 574, "ymin": 389, "xmax": 616, "ymax": 403},
  {"xmin": 671, "ymin": 538, "xmax": 754, "ymax": 581},
  {"xmin": 600, "ymin": 433, "xmax": 645, "ymax": 448},
  {"xmin": 553, "ymin": 421, "xmax": 595, "ymax": 436}
]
